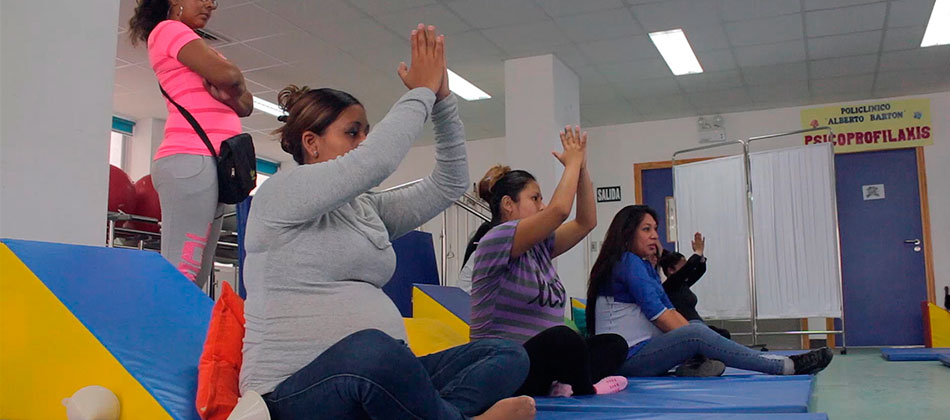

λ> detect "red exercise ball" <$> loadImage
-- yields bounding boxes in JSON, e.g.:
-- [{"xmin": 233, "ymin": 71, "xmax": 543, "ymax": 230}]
[
  {"xmin": 107, "ymin": 165, "xmax": 136, "ymax": 214},
  {"xmin": 123, "ymin": 175, "xmax": 162, "ymax": 233}
]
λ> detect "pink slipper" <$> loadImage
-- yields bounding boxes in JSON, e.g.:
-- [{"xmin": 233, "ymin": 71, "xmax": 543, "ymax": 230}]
[
  {"xmin": 593, "ymin": 376, "xmax": 628, "ymax": 395},
  {"xmin": 548, "ymin": 381, "xmax": 574, "ymax": 397}
]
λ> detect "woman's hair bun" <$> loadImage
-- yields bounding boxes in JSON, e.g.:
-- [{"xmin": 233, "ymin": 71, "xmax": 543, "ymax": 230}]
[
  {"xmin": 277, "ymin": 84, "xmax": 310, "ymax": 115},
  {"xmin": 477, "ymin": 165, "xmax": 511, "ymax": 202}
]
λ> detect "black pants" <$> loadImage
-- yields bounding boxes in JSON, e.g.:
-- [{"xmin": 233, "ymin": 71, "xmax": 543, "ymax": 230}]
[{"xmin": 517, "ymin": 326, "xmax": 628, "ymax": 396}]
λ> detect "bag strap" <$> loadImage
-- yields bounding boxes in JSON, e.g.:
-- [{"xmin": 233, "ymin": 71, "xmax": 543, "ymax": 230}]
[{"xmin": 159, "ymin": 86, "xmax": 218, "ymax": 159}]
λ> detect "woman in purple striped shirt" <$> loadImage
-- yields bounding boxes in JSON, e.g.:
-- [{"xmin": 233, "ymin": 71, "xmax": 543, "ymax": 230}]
[{"xmin": 465, "ymin": 126, "xmax": 628, "ymax": 398}]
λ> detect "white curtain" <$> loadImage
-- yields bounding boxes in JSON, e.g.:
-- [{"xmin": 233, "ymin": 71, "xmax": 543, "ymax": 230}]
[
  {"xmin": 750, "ymin": 143, "xmax": 842, "ymax": 319},
  {"xmin": 673, "ymin": 156, "xmax": 752, "ymax": 319}
]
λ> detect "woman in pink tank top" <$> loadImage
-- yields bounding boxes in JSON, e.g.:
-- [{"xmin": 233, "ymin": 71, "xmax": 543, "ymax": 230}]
[{"xmin": 128, "ymin": 0, "xmax": 252, "ymax": 289}]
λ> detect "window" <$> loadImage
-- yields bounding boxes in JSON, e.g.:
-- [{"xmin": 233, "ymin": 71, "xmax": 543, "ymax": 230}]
[{"xmin": 110, "ymin": 131, "xmax": 127, "ymax": 169}]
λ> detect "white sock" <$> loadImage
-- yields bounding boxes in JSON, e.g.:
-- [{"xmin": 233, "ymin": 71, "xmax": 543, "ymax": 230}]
[{"xmin": 781, "ymin": 356, "xmax": 794, "ymax": 374}]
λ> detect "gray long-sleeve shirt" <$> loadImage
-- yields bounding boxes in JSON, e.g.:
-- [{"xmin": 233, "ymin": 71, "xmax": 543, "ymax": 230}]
[{"xmin": 240, "ymin": 88, "xmax": 468, "ymax": 394}]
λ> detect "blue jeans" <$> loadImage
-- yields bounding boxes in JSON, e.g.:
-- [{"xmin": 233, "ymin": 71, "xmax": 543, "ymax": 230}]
[
  {"xmin": 620, "ymin": 322, "xmax": 787, "ymax": 376},
  {"xmin": 262, "ymin": 329, "xmax": 529, "ymax": 420}
]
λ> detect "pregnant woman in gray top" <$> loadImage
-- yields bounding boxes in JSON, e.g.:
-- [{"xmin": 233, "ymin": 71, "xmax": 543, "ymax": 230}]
[{"xmin": 239, "ymin": 25, "xmax": 534, "ymax": 420}]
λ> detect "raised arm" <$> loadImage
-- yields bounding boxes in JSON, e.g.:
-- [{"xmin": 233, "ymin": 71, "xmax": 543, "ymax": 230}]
[
  {"xmin": 256, "ymin": 89, "xmax": 435, "ymax": 226},
  {"xmin": 553, "ymin": 128, "xmax": 595, "ymax": 257},
  {"xmin": 369, "ymin": 93, "xmax": 468, "ymax": 239},
  {"xmin": 256, "ymin": 25, "xmax": 445, "ymax": 226},
  {"xmin": 510, "ymin": 126, "xmax": 586, "ymax": 258},
  {"xmin": 370, "ymin": 30, "xmax": 469, "ymax": 239}
]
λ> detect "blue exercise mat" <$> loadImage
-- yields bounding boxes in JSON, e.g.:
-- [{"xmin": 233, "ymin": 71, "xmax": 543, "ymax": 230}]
[
  {"xmin": 538, "ymin": 412, "xmax": 829, "ymax": 420},
  {"xmin": 534, "ymin": 375, "xmax": 814, "ymax": 413},
  {"xmin": 881, "ymin": 347, "xmax": 950, "ymax": 361},
  {"xmin": 939, "ymin": 354, "xmax": 950, "ymax": 367}
]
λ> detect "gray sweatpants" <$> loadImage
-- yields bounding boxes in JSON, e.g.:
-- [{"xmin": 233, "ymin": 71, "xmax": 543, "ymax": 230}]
[{"xmin": 152, "ymin": 154, "xmax": 224, "ymax": 289}]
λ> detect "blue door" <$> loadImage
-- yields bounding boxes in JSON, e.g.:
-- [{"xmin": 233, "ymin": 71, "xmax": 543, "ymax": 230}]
[
  {"xmin": 835, "ymin": 148, "xmax": 927, "ymax": 346},
  {"xmin": 641, "ymin": 168, "xmax": 675, "ymax": 252},
  {"xmin": 639, "ymin": 148, "xmax": 929, "ymax": 346}
]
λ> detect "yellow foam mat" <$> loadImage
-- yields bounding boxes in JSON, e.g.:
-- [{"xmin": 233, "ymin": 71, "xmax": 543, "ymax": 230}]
[
  {"xmin": 925, "ymin": 302, "xmax": 950, "ymax": 348},
  {"xmin": 412, "ymin": 287, "xmax": 470, "ymax": 340},
  {"xmin": 403, "ymin": 318, "xmax": 469, "ymax": 356},
  {"xmin": 0, "ymin": 244, "xmax": 172, "ymax": 420}
]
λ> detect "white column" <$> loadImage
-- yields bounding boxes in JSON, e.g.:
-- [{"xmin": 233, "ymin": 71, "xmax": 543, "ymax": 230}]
[
  {"xmin": 0, "ymin": 0, "xmax": 120, "ymax": 246},
  {"xmin": 504, "ymin": 54, "xmax": 588, "ymax": 302}
]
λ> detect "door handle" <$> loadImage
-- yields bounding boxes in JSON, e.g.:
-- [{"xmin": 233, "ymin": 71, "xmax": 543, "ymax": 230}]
[{"xmin": 904, "ymin": 239, "xmax": 921, "ymax": 245}]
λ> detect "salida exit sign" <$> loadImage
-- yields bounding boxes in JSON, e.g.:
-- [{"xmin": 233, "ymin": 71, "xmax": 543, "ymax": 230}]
[{"xmin": 596, "ymin": 186, "xmax": 621, "ymax": 203}]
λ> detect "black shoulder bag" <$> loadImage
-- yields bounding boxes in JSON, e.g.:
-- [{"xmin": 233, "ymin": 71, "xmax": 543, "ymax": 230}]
[{"xmin": 160, "ymin": 87, "xmax": 257, "ymax": 204}]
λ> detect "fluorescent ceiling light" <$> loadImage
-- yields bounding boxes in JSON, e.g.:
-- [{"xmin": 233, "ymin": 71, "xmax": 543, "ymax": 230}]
[
  {"xmin": 921, "ymin": 0, "xmax": 950, "ymax": 47},
  {"xmin": 447, "ymin": 69, "xmax": 491, "ymax": 101},
  {"xmin": 649, "ymin": 29, "xmax": 703, "ymax": 76},
  {"xmin": 253, "ymin": 96, "xmax": 287, "ymax": 117}
]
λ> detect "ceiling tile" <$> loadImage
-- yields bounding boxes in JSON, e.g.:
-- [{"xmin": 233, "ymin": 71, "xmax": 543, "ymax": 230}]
[
  {"xmin": 629, "ymin": 94, "xmax": 696, "ymax": 120},
  {"xmin": 688, "ymin": 87, "xmax": 752, "ymax": 112},
  {"xmin": 696, "ymin": 49, "xmax": 737, "ymax": 72},
  {"xmin": 539, "ymin": 0, "xmax": 626, "ymax": 17},
  {"xmin": 882, "ymin": 26, "xmax": 926, "ymax": 51},
  {"xmin": 617, "ymin": 76, "xmax": 684, "ymax": 98},
  {"xmin": 550, "ymin": 44, "xmax": 591, "ymax": 69},
  {"xmin": 805, "ymin": 3, "xmax": 886, "ymax": 37},
  {"xmin": 807, "ymin": 31, "xmax": 882, "ymax": 59},
  {"xmin": 630, "ymin": 0, "xmax": 722, "ymax": 32},
  {"xmin": 888, "ymin": 0, "xmax": 937, "ymax": 28},
  {"xmin": 874, "ymin": 68, "xmax": 949, "ymax": 91},
  {"xmin": 376, "ymin": 4, "xmax": 472, "ymax": 35},
  {"xmin": 725, "ymin": 14, "xmax": 804, "ymax": 47},
  {"xmin": 260, "ymin": 0, "xmax": 363, "ymax": 24},
  {"xmin": 810, "ymin": 74, "xmax": 875, "ymax": 95},
  {"xmin": 676, "ymin": 70, "xmax": 744, "ymax": 93},
  {"xmin": 245, "ymin": 80, "xmax": 272, "ymax": 95},
  {"xmin": 113, "ymin": 65, "xmax": 158, "ymax": 93},
  {"xmin": 441, "ymin": 30, "xmax": 502, "ymax": 63},
  {"xmin": 555, "ymin": 9, "xmax": 643, "ymax": 43},
  {"xmin": 809, "ymin": 54, "xmax": 879, "ymax": 79},
  {"xmin": 347, "ymin": 0, "xmax": 438, "ymax": 16},
  {"xmin": 244, "ymin": 31, "xmax": 338, "ymax": 64},
  {"xmin": 581, "ymin": 100, "xmax": 641, "ymax": 127},
  {"xmin": 740, "ymin": 62, "xmax": 809, "ymax": 85},
  {"xmin": 803, "ymin": 0, "xmax": 882, "ymax": 11},
  {"xmin": 580, "ymin": 82, "xmax": 624, "ymax": 104},
  {"xmin": 313, "ymin": 17, "xmax": 405, "ymax": 52},
  {"xmin": 242, "ymin": 112, "xmax": 282, "ymax": 132},
  {"xmin": 682, "ymin": 25, "xmax": 732, "ymax": 52},
  {"xmin": 578, "ymin": 35, "xmax": 660, "ymax": 65},
  {"xmin": 115, "ymin": 32, "xmax": 149, "ymax": 65},
  {"xmin": 206, "ymin": 4, "xmax": 287, "ymax": 42},
  {"xmin": 480, "ymin": 21, "xmax": 571, "ymax": 57},
  {"xmin": 597, "ymin": 59, "xmax": 672, "ymax": 84},
  {"xmin": 734, "ymin": 40, "xmax": 806, "ymax": 67},
  {"xmin": 244, "ymin": 64, "xmax": 318, "ymax": 92},
  {"xmin": 444, "ymin": 0, "xmax": 549, "ymax": 29},
  {"xmin": 749, "ymin": 80, "xmax": 810, "ymax": 103},
  {"xmin": 719, "ymin": 0, "xmax": 802, "ymax": 21},
  {"xmin": 448, "ymin": 60, "xmax": 504, "ymax": 97},
  {"xmin": 569, "ymin": 65, "xmax": 609, "ymax": 84},
  {"xmin": 878, "ymin": 46, "xmax": 950, "ymax": 71},
  {"xmin": 215, "ymin": 44, "xmax": 282, "ymax": 72}
]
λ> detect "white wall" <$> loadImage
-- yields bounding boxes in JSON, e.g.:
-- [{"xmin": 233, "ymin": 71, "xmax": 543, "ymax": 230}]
[
  {"xmin": 383, "ymin": 91, "xmax": 950, "ymax": 301},
  {"xmin": 126, "ymin": 117, "xmax": 165, "ymax": 181},
  {"xmin": 0, "ymin": 1, "xmax": 120, "ymax": 246}
]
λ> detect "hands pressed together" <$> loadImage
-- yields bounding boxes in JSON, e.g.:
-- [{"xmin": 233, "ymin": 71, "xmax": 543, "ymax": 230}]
[{"xmin": 397, "ymin": 23, "xmax": 451, "ymax": 102}]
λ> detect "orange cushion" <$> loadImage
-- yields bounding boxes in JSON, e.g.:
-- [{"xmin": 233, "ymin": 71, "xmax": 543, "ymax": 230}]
[{"xmin": 196, "ymin": 282, "xmax": 245, "ymax": 420}]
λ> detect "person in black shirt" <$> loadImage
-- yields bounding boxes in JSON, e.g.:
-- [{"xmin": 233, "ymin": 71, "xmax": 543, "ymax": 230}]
[{"xmin": 658, "ymin": 232, "xmax": 730, "ymax": 339}]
